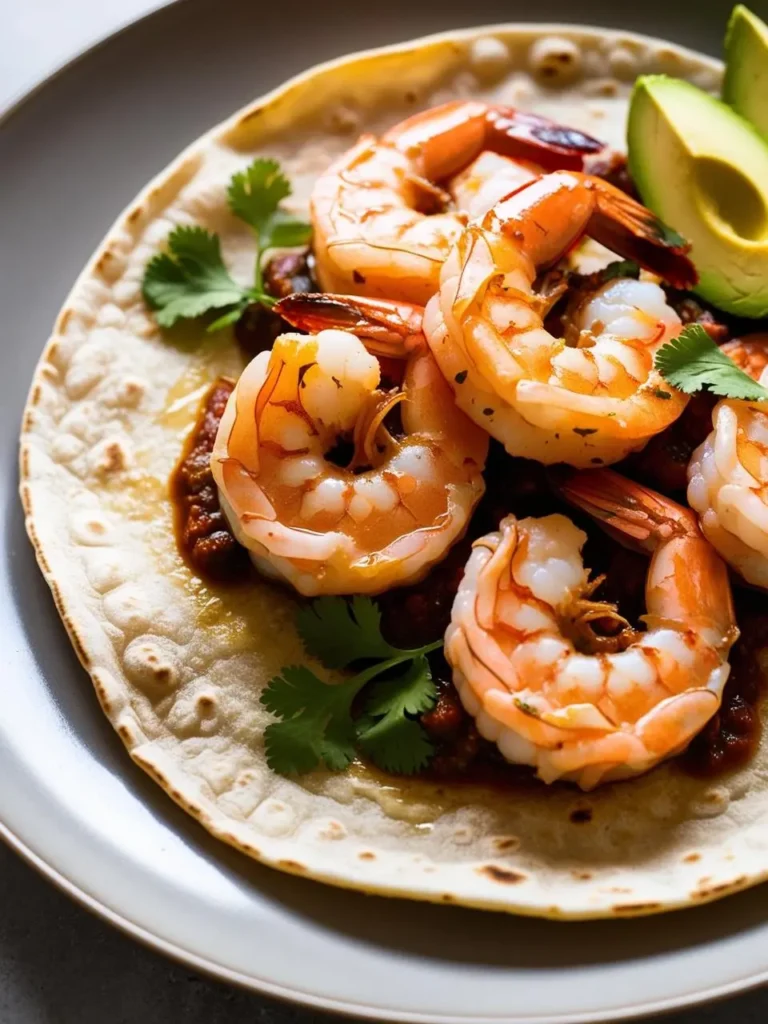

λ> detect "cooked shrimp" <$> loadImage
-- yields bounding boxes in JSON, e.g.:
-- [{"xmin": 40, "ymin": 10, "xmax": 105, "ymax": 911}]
[
  {"xmin": 311, "ymin": 100, "xmax": 612, "ymax": 304},
  {"xmin": 688, "ymin": 334, "xmax": 768, "ymax": 588},
  {"xmin": 211, "ymin": 297, "xmax": 488, "ymax": 596},
  {"xmin": 446, "ymin": 470, "xmax": 737, "ymax": 789},
  {"xmin": 424, "ymin": 170, "xmax": 697, "ymax": 467}
]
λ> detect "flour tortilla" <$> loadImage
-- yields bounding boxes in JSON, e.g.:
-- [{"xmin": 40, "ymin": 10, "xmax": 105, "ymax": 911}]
[{"xmin": 20, "ymin": 23, "xmax": 768, "ymax": 919}]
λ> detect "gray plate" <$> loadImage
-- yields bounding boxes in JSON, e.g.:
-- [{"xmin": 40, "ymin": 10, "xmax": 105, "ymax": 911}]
[{"xmin": 1, "ymin": 1, "xmax": 767, "ymax": 1020}]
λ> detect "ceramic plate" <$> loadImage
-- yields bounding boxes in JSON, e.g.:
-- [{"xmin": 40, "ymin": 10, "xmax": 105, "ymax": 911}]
[{"xmin": 1, "ymin": 0, "xmax": 766, "ymax": 1019}]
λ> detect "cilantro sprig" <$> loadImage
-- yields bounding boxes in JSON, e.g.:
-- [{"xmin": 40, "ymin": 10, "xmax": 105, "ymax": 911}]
[
  {"xmin": 227, "ymin": 160, "xmax": 312, "ymax": 292},
  {"xmin": 142, "ymin": 158, "xmax": 311, "ymax": 331},
  {"xmin": 261, "ymin": 597, "xmax": 441, "ymax": 777},
  {"xmin": 655, "ymin": 324, "xmax": 768, "ymax": 401}
]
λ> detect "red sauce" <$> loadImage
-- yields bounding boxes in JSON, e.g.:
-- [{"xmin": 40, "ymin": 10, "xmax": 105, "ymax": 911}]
[
  {"xmin": 171, "ymin": 378, "xmax": 251, "ymax": 583},
  {"xmin": 682, "ymin": 596, "xmax": 766, "ymax": 777},
  {"xmin": 620, "ymin": 393, "xmax": 716, "ymax": 497},
  {"xmin": 420, "ymin": 673, "xmax": 540, "ymax": 791},
  {"xmin": 662, "ymin": 288, "xmax": 730, "ymax": 344}
]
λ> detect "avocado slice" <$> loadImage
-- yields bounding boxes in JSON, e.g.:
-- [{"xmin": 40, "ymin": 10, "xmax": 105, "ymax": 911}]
[
  {"xmin": 724, "ymin": 5, "xmax": 768, "ymax": 140},
  {"xmin": 628, "ymin": 75, "xmax": 768, "ymax": 317}
]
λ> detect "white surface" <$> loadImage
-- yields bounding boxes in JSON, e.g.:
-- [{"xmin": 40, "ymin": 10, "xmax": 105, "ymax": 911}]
[{"xmin": 0, "ymin": 0, "xmax": 167, "ymax": 110}]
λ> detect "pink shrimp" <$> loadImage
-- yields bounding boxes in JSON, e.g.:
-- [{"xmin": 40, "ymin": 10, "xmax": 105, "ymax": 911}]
[
  {"xmin": 311, "ymin": 100, "xmax": 614, "ymax": 304},
  {"xmin": 446, "ymin": 470, "xmax": 737, "ymax": 789},
  {"xmin": 211, "ymin": 295, "xmax": 488, "ymax": 596},
  {"xmin": 424, "ymin": 170, "xmax": 696, "ymax": 467}
]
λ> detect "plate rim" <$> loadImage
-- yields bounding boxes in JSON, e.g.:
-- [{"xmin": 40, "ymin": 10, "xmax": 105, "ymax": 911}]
[
  {"xmin": 2, "ymin": 816, "xmax": 767, "ymax": 1024},
  {"xmin": 2, "ymin": 4, "xmax": 767, "ymax": 1021}
]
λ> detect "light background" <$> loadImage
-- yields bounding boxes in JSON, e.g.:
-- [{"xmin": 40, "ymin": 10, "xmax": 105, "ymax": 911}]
[{"xmin": 0, "ymin": 0, "xmax": 165, "ymax": 109}]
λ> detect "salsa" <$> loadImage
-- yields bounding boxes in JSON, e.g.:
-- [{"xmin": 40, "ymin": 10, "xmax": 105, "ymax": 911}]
[
  {"xmin": 682, "ymin": 597, "xmax": 766, "ymax": 776},
  {"xmin": 171, "ymin": 378, "xmax": 251, "ymax": 583}
]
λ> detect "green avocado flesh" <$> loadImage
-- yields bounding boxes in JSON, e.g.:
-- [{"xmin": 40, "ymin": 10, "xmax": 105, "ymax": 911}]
[
  {"xmin": 724, "ymin": 5, "xmax": 768, "ymax": 140},
  {"xmin": 628, "ymin": 75, "xmax": 768, "ymax": 317}
]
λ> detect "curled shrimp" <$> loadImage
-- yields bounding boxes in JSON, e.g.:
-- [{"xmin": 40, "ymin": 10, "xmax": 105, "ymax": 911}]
[
  {"xmin": 311, "ymin": 100, "xmax": 612, "ymax": 305},
  {"xmin": 446, "ymin": 470, "xmax": 737, "ymax": 789},
  {"xmin": 211, "ymin": 296, "xmax": 488, "ymax": 596},
  {"xmin": 424, "ymin": 170, "xmax": 697, "ymax": 467},
  {"xmin": 688, "ymin": 334, "xmax": 768, "ymax": 588}
]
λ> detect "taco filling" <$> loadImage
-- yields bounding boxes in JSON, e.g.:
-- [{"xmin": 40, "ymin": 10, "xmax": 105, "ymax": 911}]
[{"xmin": 21, "ymin": 9, "xmax": 768, "ymax": 918}]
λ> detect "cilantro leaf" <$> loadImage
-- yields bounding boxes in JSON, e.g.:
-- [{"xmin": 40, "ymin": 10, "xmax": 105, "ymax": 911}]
[
  {"xmin": 227, "ymin": 158, "xmax": 312, "ymax": 291},
  {"xmin": 296, "ymin": 595, "xmax": 400, "ymax": 669},
  {"xmin": 514, "ymin": 698, "xmax": 541, "ymax": 718},
  {"xmin": 261, "ymin": 665, "xmax": 358, "ymax": 774},
  {"xmin": 142, "ymin": 226, "xmax": 248, "ymax": 328},
  {"xmin": 263, "ymin": 209, "xmax": 313, "ymax": 252},
  {"xmin": 356, "ymin": 656, "xmax": 437, "ymax": 774},
  {"xmin": 655, "ymin": 324, "xmax": 768, "ymax": 400},
  {"xmin": 227, "ymin": 159, "xmax": 292, "ymax": 233},
  {"xmin": 261, "ymin": 665, "xmax": 326, "ymax": 718},
  {"xmin": 263, "ymin": 598, "xmax": 443, "ymax": 777},
  {"xmin": 263, "ymin": 717, "xmax": 330, "ymax": 776}
]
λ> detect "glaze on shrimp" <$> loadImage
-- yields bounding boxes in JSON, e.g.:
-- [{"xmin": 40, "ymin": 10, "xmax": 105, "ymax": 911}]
[
  {"xmin": 446, "ymin": 470, "xmax": 737, "ymax": 789},
  {"xmin": 424, "ymin": 170, "xmax": 697, "ymax": 467},
  {"xmin": 311, "ymin": 101, "xmax": 612, "ymax": 304},
  {"xmin": 211, "ymin": 297, "xmax": 488, "ymax": 596}
]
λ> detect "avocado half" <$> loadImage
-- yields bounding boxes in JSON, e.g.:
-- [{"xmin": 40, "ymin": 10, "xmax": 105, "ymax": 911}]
[
  {"xmin": 628, "ymin": 75, "xmax": 768, "ymax": 317},
  {"xmin": 724, "ymin": 5, "xmax": 768, "ymax": 140}
]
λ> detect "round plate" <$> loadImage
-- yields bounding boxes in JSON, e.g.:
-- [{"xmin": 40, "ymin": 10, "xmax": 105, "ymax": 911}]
[{"xmin": 2, "ymin": 1, "xmax": 767, "ymax": 1020}]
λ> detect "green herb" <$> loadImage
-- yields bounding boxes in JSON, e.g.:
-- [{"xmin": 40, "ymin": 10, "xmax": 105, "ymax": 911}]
[
  {"xmin": 142, "ymin": 227, "xmax": 248, "ymax": 329},
  {"xmin": 655, "ymin": 324, "xmax": 768, "ymax": 400},
  {"xmin": 262, "ymin": 596, "xmax": 441, "ymax": 776},
  {"xmin": 356, "ymin": 656, "xmax": 437, "ymax": 774},
  {"xmin": 228, "ymin": 159, "xmax": 311, "ymax": 293},
  {"xmin": 261, "ymin": 665, "xmax": 360, "ymax": 775},
  {"xmin": 142, "ymin": 158, "xmax": 310, "ymax": 331},
  {"xmin": 602, "ymin": 259, "xmax": 641, "ymax": 281},
  {"xmin": 296, "ymin": 595, "xmax": 400, "ymax": 669}
]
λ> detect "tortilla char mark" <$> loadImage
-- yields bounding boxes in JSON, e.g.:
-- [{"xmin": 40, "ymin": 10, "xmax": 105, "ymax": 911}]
[{"xmin": 479, "ymin": 865, "xmax": 527, "ymax": 884}]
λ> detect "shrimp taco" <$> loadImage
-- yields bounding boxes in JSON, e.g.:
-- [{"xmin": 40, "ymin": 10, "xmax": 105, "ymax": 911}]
[{"xmin": 21, "ymin": 14, "xmax": 768, "ymax": 918}]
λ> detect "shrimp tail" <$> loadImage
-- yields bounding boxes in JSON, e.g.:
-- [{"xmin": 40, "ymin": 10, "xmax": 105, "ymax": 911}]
[
  {"xmin": 275, "ymin": 293, "xmax": 424, "ymax": 359},
  {"xmin": 587, "ymin": 179, "xmax": 697, "ymax": 289},
  {"xmin": 562, "ymin": 469, "xmax": 737, "ymax": 646},
  {"xmin": 560, "ymin": 469, "xmax": 694, "ymax": 552},
  {"xmin": 483, "ymin": 107, "xmax": 613, "ymax": 173},
  {"xmin": 383, "ymin": 101, "xmax": 612, "ymax": 180}
]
